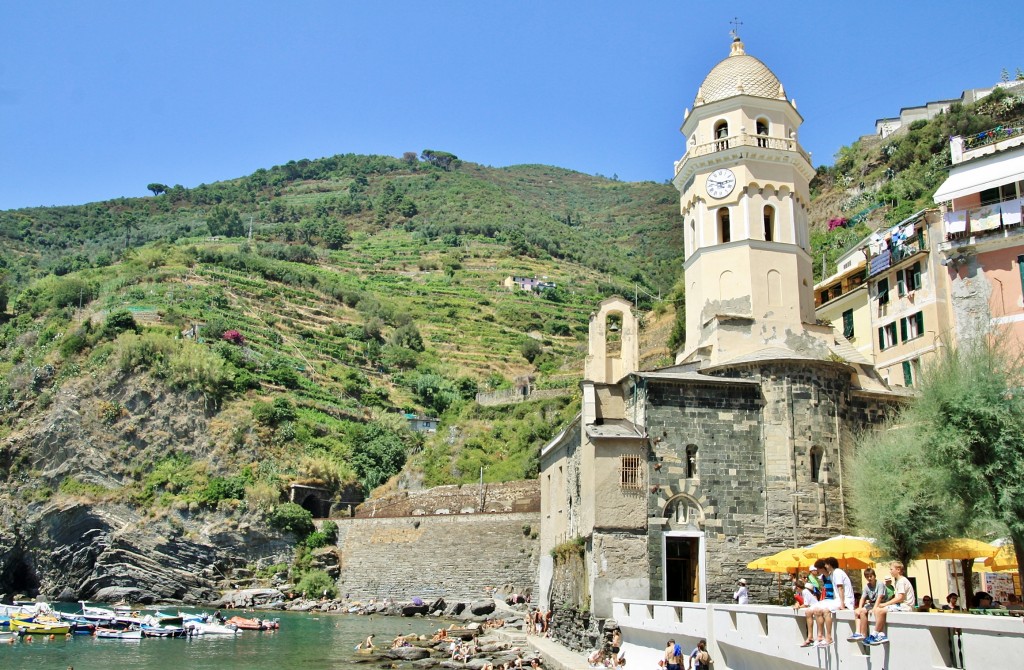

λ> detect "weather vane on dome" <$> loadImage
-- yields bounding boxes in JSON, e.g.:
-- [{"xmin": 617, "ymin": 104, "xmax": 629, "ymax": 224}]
[{"xmin": 729, "ymin": 17, "xmax": 743, "ymax": 40}]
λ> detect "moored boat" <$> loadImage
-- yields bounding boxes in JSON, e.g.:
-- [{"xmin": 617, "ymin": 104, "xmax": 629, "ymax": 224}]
[
  {"xmin": 10, "ymin": 617, "xmax": 71, "ymax": 635},
  {"xmin": 186, "ymin": 621, "xmax": 240, "ymax": 635},
  {"xmin": 95, "ymin": 626, "xmax": 142, "ymax": 640},
  {"xmin": 225, "ymin": 615, "xmax": 280, "ymax": 630},
  {"xmin": 141, "ymin": 623, "xmax": 187, "ymax": 638}
]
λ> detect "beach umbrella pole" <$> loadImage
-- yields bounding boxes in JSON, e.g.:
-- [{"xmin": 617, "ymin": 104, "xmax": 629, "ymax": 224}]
[{"xmin": 925, "ymin": 560, "xmax": 934, "ymax": 604}]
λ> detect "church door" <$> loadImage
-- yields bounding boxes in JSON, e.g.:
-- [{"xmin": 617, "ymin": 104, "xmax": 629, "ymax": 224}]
[{"xmin": 665, "ymin": 536, "xmax": 701, "ymax": 602}]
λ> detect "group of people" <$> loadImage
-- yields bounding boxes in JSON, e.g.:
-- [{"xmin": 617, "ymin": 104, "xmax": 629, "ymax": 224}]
[
  {"xmin": 662, "ymin": 638, "xmax": 711, "ymax": 670},
  {"xmin": 525, "ymin": 608, "xmax": 552, "ymax": 636},
  {"xmin": 793, "ymin": 559, "xmax": 914, "ymax": 647}
]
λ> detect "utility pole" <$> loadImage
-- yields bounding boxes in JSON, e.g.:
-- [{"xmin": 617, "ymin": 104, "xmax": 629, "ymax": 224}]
[{"xmin": 479, "ymin": 467, "xmax": 485, "ymax": 511}]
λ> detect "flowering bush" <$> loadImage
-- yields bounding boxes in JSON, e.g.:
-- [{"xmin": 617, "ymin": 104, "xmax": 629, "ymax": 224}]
[
  {"xmin": 222, "ymin": 329, "xmax": 245, "ymax": 345},
  {"xmin": 827, "ymin": 217, "xmax": 849, "ymax": 231}
]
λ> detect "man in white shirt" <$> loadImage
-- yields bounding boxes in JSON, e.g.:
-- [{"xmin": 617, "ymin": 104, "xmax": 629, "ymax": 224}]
[
  {"xmin": 811, "ymin": 557, "xmax": 855, "ymax": 647},
  {"xmin": 733, "ymin": 578, "xmax": 749, "ymax": 605},
  {"xmin": 867, "ymin": 561, "xmax": 916, "ymax": 645}
]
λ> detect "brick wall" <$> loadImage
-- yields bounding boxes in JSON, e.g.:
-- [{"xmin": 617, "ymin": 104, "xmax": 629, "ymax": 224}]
[{"xmin": 334, "ymin": 512, "xmax": 540, "ymax": 601}]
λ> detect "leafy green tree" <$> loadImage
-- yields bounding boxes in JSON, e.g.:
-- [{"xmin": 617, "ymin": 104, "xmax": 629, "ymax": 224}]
[
  {"xmin": 120, "ymin": 212, "xmax": 140, "ymax": 249},
  {"xmin": 350, "ymin": 420, "xmax": 409, "ymax": 492},
  {"xmin": 206, "ymin": 205, "xmax": 245, "ymax": 237},
  {"xmin": 297, "ymin": 217, "xmax": 321, "ymax": 244},
  {"xmin": 912, "ymin": 339, "xmax": 1024, "ymax": 573},
  {"xmin": 521, "ymin": 338, "xmax": 542, "ymax": 363},
  {"xmin": 389, "ymin": 322, "xmax": 424, "ymax": 351},
  {"xmin": 323, "ymin": 222, "xmax": 351, "ymax": 250},
  {"xmin": 850, "ymin": 426, "xmax": 954, "ymax": 566},
  {"xmin": 147, "ymin": 183, "xmax": 168, "ymax": 196},
  {"xmin": 0, "ymin": 280, "xmax": 9, "ymax": 314},
  {"xmin": 420, "ymin": 149, "xmax": 460, "ymax": 171},
  {"xmin": 102, "ymin": 309, "xmax": 140, "ymax": 339}
]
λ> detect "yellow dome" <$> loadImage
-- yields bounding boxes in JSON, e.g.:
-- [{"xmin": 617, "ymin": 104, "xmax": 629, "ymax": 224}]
[{"xmin": 694, "ymin": 39, "xmax": 786, "ymax": 106}]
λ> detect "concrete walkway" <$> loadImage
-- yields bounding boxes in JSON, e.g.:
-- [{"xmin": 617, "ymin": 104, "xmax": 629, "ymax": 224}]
[{"xmin": 527, "ymin": 635, "xmax": 591, "ymax": 670}]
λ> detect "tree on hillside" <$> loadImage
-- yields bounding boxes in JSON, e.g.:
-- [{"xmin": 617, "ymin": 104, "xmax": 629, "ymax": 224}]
[
  {"xmin": 323, "ymin": 221, "xmax": 351, "ymax": 250},
  {"xmin": 206, "ymin": 205, "xmax": 245, "ymax": 237},
  {"xmin": 147, "ymin": 183, "xmax": 168, "ymax": 196},
  {"xmin": 120, "ymin": 212, "xmax": 139, "ymax": 249},
  {"xmin": 402, "ymin": 151, "xmax": 419, "ymax": 165},
  {"xmin": 420, "ymin": 149, "xmax": 460, "ymax": 171}
]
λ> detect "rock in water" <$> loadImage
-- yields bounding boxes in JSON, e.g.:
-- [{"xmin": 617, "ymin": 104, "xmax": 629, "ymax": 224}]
[
  {"xmin": 469, "ymin": 599, "xmax": 495, "ymax": 616},
  {"xmin": 385, "ymin": 647, "xmax": 431, "ymax": 661}
]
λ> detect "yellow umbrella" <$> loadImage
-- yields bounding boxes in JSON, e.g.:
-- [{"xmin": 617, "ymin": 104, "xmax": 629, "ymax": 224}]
[
  {"xmin": 916, "ymin": 538, "xmax": 999, "ymax": 561},
  {"xmin": 802, "ymin": 535, "xmax": 882, "ymax": 565},
  {"xmin": 747, "ymin": 547, "xmax": 809, "ymax": 573},
  {"xmin": 980, "ymin": 543, "xmax": 1018, "ymax": 572}
]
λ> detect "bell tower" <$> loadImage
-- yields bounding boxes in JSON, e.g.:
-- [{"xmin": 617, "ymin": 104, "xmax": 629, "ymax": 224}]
[{"xmin": 673, "ymin": 37, "xmax": 818, "ymax": 366}]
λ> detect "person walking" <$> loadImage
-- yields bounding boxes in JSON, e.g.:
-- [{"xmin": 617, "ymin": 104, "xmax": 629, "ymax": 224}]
[{"xmin": 733, "ymin": 578, "xmax": 749, "ymax": 605}]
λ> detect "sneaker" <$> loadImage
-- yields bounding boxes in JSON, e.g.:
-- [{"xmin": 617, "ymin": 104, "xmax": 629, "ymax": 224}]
[
  {"xmin": 870, "ymin": 633, "xmax": 889, "ymax": 645},
  {"xmin": 862, "ymin": 634, "xmax": 876, "ymax": 645},
  {"xmin": 847, "ymin": 633, "xmax": 865, "ymax": 641}
]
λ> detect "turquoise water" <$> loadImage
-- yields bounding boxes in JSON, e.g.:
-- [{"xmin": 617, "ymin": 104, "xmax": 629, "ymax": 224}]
[{"xmin": 2, "ymin": 606, "xmax": 450, "ymax": 669}]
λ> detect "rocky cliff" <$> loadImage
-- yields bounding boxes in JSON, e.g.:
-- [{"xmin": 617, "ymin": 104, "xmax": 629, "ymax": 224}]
[{"xmin": 0, "ymin": 371, "xmax": 294, "ymax": 603}]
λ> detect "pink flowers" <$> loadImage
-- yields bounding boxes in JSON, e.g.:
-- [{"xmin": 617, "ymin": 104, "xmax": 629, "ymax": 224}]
[
  {"xmin": 222, "ymin": 329, "xmax": 245, "ymax": 345},
  {"xmin": 827, "ymin": 217, "xmax": 849, "ymax": 231}
]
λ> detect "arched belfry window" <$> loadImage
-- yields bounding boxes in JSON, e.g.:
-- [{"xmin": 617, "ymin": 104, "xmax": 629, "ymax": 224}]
[
  {"xmin": 810, "ymin": 446, "xmax": 824, "ymax": 483},
  {"xmin": 718, "ymin": 208, "xmax": 731, "ymax": 244},
  {"xmin": 756, "ymin": 118, "xmax": 770, "ymax": 147},
  {"xmin": 763, "ymin": 205, "xmax": 775, "ymax": 242},
  {"xmin": 605, "ymin": 311, "xmax": 622, "ymax": 358},
  {"xmin": 685, "ymin": 445, "xmax": 698, "ymax": 479},
  {"xmin": 714, "ymin": 120, "xmax": 730, "ymax": 150}
]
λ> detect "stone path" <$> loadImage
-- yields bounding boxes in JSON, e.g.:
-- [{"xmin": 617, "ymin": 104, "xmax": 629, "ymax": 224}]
[{"xmin": 528, "ymin": 635, "xmax": 591, "ymax": 670}]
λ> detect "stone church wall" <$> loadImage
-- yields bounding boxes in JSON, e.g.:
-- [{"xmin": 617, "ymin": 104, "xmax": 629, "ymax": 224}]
[
  {"xmin": 643, "ymin": 363, "xmax": 900, "ymax": 604},
  {"xmin": 334, "ymin": 512, "xmax": 540, "ymax": 601}
]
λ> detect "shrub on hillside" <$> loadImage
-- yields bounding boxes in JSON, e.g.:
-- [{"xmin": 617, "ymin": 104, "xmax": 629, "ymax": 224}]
[
  {"xmin": 103, "ymin": 309, "xmax": 140, "ymax": 339},
  {"xmin": 295, "ymin": 569, "xmax": 336, "ymax": 599},
  {"xmin": 269, "ymin": 502, "xmax": 315, "ymax": 537},
  {"xmin": 252, "ymin": 397, "xmax": 297, "ymax": 426}
]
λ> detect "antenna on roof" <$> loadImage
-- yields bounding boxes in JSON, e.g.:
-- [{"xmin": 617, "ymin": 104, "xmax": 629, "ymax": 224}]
[{"xmin": 729, "ymin": 17, "xmax": 743, "ymax": 40}]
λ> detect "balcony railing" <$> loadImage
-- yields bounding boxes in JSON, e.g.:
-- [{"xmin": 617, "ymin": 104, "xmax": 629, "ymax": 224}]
[
  {"xmin": 677, "ymin": 133, "xmax": 812, "ymax": 173},
  {"xmin": 963, "ymin": 124, "xmax": 1024, "ymax": 151}
]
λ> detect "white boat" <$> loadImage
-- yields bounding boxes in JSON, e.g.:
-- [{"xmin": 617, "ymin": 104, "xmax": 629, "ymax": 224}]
[
  {"xmin": 186, "ymin": 621, "xmax": 240, "ymax": 636},
  {"xmin": 0, "ymin": 630, "xmax": 15, "ymax": 642},
  {"xmin": 79, "ymin": 601, "xmax": 116, "ymax": 620},
  {"xmin": 95, "ymin": 626, "xmax": 142, "ymax": 640}
]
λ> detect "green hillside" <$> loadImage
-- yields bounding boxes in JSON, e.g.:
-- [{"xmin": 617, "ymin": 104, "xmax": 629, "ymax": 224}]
[{"xmin": 0, "ymin": 154, "xmax": 683, "ymax": 511}]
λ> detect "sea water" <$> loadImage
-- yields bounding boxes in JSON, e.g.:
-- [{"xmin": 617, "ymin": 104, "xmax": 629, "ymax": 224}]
[{"xmin": 2, "ymin": 606, "xmax": 450, "ymax": 670}]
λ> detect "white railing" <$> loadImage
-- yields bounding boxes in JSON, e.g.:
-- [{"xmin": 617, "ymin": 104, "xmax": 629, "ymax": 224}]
[
  {"xmin": 613, "ymin": 598, "xmax": 1024, "ymax": 670},
  {"xmin": 677, "ymin": 134, "xmax": 812, "ymax": 173}
]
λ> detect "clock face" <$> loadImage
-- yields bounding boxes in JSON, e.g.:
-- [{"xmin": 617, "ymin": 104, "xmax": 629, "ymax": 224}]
[{"xmin": 706, "ymin": 168, "xmax": 736, "ymax": 199}]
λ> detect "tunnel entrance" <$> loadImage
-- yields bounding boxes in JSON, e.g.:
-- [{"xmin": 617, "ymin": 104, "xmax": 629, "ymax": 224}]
[{"xmin": 289, "ymin": 484, "xmax": 332, "ymax": 519}]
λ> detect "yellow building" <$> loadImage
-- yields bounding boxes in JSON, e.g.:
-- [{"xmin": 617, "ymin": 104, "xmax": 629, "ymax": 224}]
[{"xmin": 814, "ymin": 246, "xmax": 873, "ymax": 364}]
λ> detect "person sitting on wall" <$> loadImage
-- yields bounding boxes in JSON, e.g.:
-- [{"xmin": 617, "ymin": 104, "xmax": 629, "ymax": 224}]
[
  {"xmin": 793, "ymin": 578, "xmax": 818, "ymax": 613},
  {"xmin": 800, "ymin": 560, "xmax": 833, "ymax": 647},
  {"xmin": 867, "ymin": 561, "xmax": 916, "ymax": 645},
  {"xmin": 847, "ymin": 567, "xmax": 883, "ymax": 642}
]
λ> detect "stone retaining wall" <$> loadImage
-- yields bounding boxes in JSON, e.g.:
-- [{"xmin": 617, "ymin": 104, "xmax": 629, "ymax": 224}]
[
  {"xmin": 356, "ymin": 480, "xmax": 539, "ymax": 518},
  {"xmin": 334, "ymin": 512, "xmax": 541, "ymax": 601}
]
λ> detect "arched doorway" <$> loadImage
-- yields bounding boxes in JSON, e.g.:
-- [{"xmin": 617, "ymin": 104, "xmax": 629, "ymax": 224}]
[{"xmin": 662, "ymin": 494, "xmax": 706, "ymax": 603}]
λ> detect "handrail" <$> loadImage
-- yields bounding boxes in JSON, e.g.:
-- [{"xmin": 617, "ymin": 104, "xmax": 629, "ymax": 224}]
[
  {"xmin": 963, "ymin": 123, "xmax": 1024, "ymax": 151},
  {"xmin": 677, "ymin": 133, "xmax": 812, "ymax": 173}
]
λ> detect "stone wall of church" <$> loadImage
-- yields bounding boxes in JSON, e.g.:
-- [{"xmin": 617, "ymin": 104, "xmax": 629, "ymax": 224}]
[{"xmin": 642, "ymin": 363, "xmax": 899, "ymax": 604}]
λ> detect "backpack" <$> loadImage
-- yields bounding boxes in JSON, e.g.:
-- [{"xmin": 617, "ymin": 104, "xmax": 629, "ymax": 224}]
[{"xmin": 696, "ymin": 649, "xmax": 711, "ymax": 666}]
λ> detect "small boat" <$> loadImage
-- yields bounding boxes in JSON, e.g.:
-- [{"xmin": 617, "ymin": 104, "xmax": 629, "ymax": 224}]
[
  {"xmin": 0, "ymin": 630, "xmax": 14, "ymax": 642},
  {"xmin": 186, "ymin": 621, "xmax": 240, "ymax": 636},
  {"xmin": 141, "ymin": 623, "xmax": 187, "ymax": 638},
  {"xmin": 225, "ymin": 615, "xmax": 280, "ymax": 630},
  {"xmin": 58, "ymin": 616, "xmax": 97, "ymax": 635},
  {"xmin": 152, "ymin": 610, "xmax": 184, "ymax": 626},
  {"xmin": 10, "ymin": 618, "xmax": 71, "ymax": 635},
  {"xmin": 96, "ymin": 626, "xmax": 142, "ymax": 640}
]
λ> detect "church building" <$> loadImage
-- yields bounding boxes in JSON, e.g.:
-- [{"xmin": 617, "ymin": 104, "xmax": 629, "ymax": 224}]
[{"xmin": 539, "ymin": 37, "xmax": 906, "ymax": 618}]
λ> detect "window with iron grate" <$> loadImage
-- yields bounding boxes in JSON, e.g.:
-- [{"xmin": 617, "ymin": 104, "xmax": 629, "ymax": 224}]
[{"xmin": 620, "ymin": 454, "xmax": 643, "ymax": 490}]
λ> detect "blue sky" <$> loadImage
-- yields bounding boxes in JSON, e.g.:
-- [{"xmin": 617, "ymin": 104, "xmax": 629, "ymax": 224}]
[{"xmin": 1, "ymin": 1, "xmax": 1019, "ymax": 210}]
